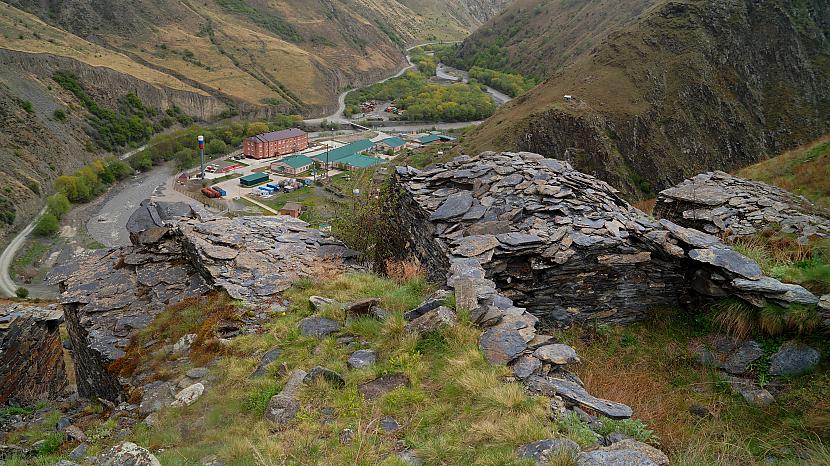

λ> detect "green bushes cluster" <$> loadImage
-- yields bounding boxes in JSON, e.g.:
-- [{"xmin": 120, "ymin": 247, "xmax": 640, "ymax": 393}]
[
  {"xmin": 469, "ymin": 66, "xmax": 539, "ymax": 97},
  {"xmin": 55, "ymin": 159, "xmax": 133, "ymax": 203},
  {"xmin": 345, "ymin": 71, "xmax": 495, "ymax": 122}
]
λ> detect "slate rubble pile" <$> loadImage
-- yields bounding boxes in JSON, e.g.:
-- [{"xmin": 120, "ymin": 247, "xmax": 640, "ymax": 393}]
[
  {"xmin": 0, "ymin": 304, "xmax": 67, "ymax": 403},
  {"xmin": 654, "ymin": 171, "xmax": 830, "ymax": 242},
  {"xmin": 48, "ymin": 201, "xmax": 359, "ymax": 401},
  {"xmin": 393, "ymin": 152, "xmax": 819, "ymax": 326}
]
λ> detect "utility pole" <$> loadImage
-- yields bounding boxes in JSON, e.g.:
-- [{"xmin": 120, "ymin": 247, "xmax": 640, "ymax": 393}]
[{"xmin": 198, "ymin": 135, "xmax": 205, "ymax": 181}]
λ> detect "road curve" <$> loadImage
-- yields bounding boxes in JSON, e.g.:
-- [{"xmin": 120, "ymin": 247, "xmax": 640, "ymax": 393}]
[{"xmin": 0, "ymin": 207, "xmax": 46, "ymax": 297}]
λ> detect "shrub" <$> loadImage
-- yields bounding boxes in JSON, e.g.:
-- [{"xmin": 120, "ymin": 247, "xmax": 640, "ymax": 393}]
[
  {"xmin": 46, "ymin": 193, "xmax": 70, "ymax": 219},
  {"xmin": 53, "ymin": 108, "xmax": 67, "ymax": 121},
  {"xmin": 15, "ymin": 287, "xmax": 29, "ymax": 299},
  {"xmin": 33, "ymin": 213, "xmax": 59, "ymax": 237},
  {"xmin": 206, "ymin": 138, "xmax": 227, "ymax": 155},
  {"xmin": 20, "ymin": 100, "xmax": 33, "ymax": 113}
]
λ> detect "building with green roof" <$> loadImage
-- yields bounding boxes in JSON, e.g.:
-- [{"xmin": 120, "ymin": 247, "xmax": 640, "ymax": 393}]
[
  {"xmin": 375, "ymin": 137, "xmax": 407, "ymax": 153},
  {"xmin": 416, "ymin": 134, "xmax": 441, "ymax": 145},
  {"xmin": 271, "ymin": 154, "xmax": 314, "ymax": 175},
  {"xmin": 240, "ymin": 172, "xmax": 270, "ymax": 187},
  {"xmin": 335, "ymin": 154, "xmax": 384, "ymax": 170},
  {"xmin": 314, "ymin": 139, "xmax": 374, "ymax": 167}
]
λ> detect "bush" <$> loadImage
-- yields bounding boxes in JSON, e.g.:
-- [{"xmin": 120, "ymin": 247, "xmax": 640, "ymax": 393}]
[
  {"xmin": 53, "ymin": 108, "xmax": 67, "ymax": 121},
  {"xmin": 46, "ymin": 193, "xmax": 70, "ymax": 219},
  {"xmin": 20, "ymin": 100, "xmax": 33, "ymax": 113},
  {"xmin": 206, "ymin": 138, "xmax": 227, "ymax": 155},
  {"xmin": 15, "ymin": 287, "xmax": 29, "ymax": 299},
  {"xmin": 33, "ymin": 213, "xmax": 60, "ymax": 237}
]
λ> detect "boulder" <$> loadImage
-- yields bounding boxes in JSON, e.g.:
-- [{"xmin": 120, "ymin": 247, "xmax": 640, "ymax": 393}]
[
  {"xmin": 547, "ymin": 377, "xmax": 633, "ymax": 419},
  {"xmin": 93, "ymin": 442, "xmax": 161, "ymax": 466},
  {"xmin": 347, "ymin": 349, "xmax": 377, "ymax": 370},
  {"xmin": 309, "ymin": 296, "xmax": 340, "ymax": 312},
  {"xmin": 265, "ymin": 369, "xmax": 306, "ymax": 428},
  {"xmin": 533, "ymin": 344, "xmax": 581, "ymax": 365},
  {"xmin": 139, "ymin": 381, "xmax": 175, "ymax": 416},
  {"xmin": 577, "ymin": 450, "xmax": 657, "ymax": 466},
  {"xmin": 298, "ymin": 317, "xmax": 341, "ymax": 338},
  {"xmin": 510, "ymin": 355, "xmax": 542, "ymax": 380},
  {"xmin": 726, "ymin": 376, "xmax": 775, "ymax": 407},
  {"xmin": 769, "ymin": 341, "xmax": 820, "ymax": 376},
  {"xmin": 344, "ymin": 298, "xmax": 379, "ymax": 316},
  {"xmin": 517, "ymin": 439, "xmax": 579, "ymax": 464},
  {"xmin": 170, "ymin": 383, "xmax": 204, "ymax": 407},
  {"xmin": 404, "ymin": 307, "xmax": 456, "ymax": 335}
]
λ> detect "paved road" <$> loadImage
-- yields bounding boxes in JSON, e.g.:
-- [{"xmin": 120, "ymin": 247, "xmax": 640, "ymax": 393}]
[{"xmin": 0, "ymin": 207, "xmax": 46, "ymax": 297}]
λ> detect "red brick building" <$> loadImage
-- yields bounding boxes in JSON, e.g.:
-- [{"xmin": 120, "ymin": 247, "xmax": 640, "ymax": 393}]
[{"xmin": 243, "ymin": 128, "xmax": 309, "ymax": 159}]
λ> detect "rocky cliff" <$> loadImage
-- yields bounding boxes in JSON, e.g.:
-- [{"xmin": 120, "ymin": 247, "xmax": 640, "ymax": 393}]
[
  {"xmin": 463, "ymin": 0, "xmax": 830, "ymax": 199},
  {"xmin": 49, "ymin": 201, "xmax": 360, "ymax": 401},
  {"xmin": 392, "ymin": 152, "xmax": 819, "ymax": 326}
]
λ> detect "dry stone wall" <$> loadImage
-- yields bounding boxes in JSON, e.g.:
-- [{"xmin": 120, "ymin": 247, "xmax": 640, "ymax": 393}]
[
  {"xmin": 0, "ymin": 304, "xmax": 67, "ymax": 404},
  {"xmin": 392, "ymin": 152, "xmax": 819, "ymax": 327},
  {"xmin": 49, "ymin": 201, "xmax": 359, "ymax": 401},
  {"xmin": 654, "ymin": 171, "xmax": 830, "ymax": 242}
]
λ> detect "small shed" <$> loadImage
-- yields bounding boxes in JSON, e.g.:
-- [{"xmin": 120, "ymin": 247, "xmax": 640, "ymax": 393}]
[
  {"xmin": 240, "ymin": 172, "xmax": 270, "ymax": 187},
  {"xmin": 279, "ymin": 202, "xmax": 303, "ymax": 218},
  {"xmin": 271, "ymin": 154, "xmax": 314, "ymax": 175}
]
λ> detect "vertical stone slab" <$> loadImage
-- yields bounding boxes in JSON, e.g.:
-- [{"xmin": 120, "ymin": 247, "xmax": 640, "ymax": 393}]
[{"xmin": 454, "ymin": 278, "xmax": 478, "ymax": 312}]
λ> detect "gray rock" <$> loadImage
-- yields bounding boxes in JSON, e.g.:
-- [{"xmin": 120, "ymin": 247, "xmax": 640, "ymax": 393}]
[
  {"xmin": 347, "ymin": 349, "xmax": 377, "ymax": 369},
  {"xmin": 93, "ymin": 442, "xmax": 161, "ymax": 466},
  {"xmin": 303, "ymin": 366, "xmax": 345, "ymax": 388},
  {"xmin": 339, "ymin": 428, "xmax": 353, "ymax": 444},
  {"xmin": 510, "ymin": 354, "xmax": 542, "ymax": 379},
  {"xmin": 65, "ymin": 425, "xmax": 88, "ymax": 442},
  {"xmin": 404, "ymin": 306, "xmax": 456, "ymax": 335},
  {"xmin": 139, "ymin": 381, "xmax": 175, "ymax": 416},
  {"xmin": 453, "ymin": 235, "xmax": 499, "ymax": 257},
  {"xmin": 769, "ymin": 341, "xmax": 820, "ymax": 376},
  {"xmin": 173, "ymin": 333, "xmax": 196, "ymax": 353},
  {"xmin": 250, "ymin": 348, "xmax": 283, "ymax": 378},
  {"xmin": 430, "ymin": 191, "xmax": 474, "ymax": 220},
  {"xmin": 726, "ymin": 376, "xmax": 775, "ymax": 407},
  {"xmin": 69, "ymin": 443, "xmax": 89, "ymax": 461},
  {"xmin": 517, "ymin": 438, "xmax": 579, "ymax": 464},
  {"xmin": 722, "ymin": 341, "xmax": 763, "ymax": 375},
  {"xmin": 479, "ymin": 325, "xmax": 528, "ymax": 365},
  {"xmin": 577, "ymin": 450, "xmax": 657, "ymax": 466},
  {"xmin": 533, "ymin": 344, "xmax": 581, "ymax": 365},
  {"xmin": 688, "ymin": 248, "xmax": 763, "ymax": 280},
  {"xmin": 548, "ymin": 377, "xmax": 633, "ymax": 419},
  {"xmin": 344, "ymin": 298, "xmax": 379, "ymax": 316},
  {"xmin": 298, "ymin": 317, "xmax": 341, "ymax": 338},
  {"xmin": 380, "ymin": 416, "xmax": 400, "ymax": 432},
  {"xmin": 170, "ymin": 382, "xmax": 205, "ymax": 407},
  {"xmin": 265, "ymin": 369, "xmax": 307, "ymax": 428}
]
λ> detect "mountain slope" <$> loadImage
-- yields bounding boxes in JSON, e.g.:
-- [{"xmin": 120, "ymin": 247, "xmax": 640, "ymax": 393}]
[
  {"xmin": 462, "ymin": 0, "xmax": 830, "ymax": 199},
  {"xmin": 450, "ymin": 0, "xmax": 662, "ymax": 77},
  {"xmin": 3, "ymin": 0, "xmax": 510, "ymax": 117}
]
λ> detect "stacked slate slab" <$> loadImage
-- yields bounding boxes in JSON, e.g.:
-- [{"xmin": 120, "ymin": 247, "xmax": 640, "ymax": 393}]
[
  {"xmin": 0, "ymin": 304, "xmax": 67, "ymax": 403},
  {"xmin": 654, "ymin": 171, "xmax": 830, "ymax": 242},
  {"xmin": 392, "ymin": 152, "xmax": 819, "ymax": 327},
  {"xmin": 49, "ymin": 201, "xmax": 359, "ymax": 401}
]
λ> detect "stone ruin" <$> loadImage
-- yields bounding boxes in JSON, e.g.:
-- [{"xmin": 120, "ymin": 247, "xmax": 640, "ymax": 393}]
[
  {"xmin": 654, "ymin": 171, "xmax": 830, "ymax": 241},
  {"xmin": 48, "ymin": 200, "xmax": 360, "ymax": 401},
  {"xmin": 392, "ymin": 152, "xmax": 820, "ymax": 327},
  {"xmin": 0, "ymin": 304, "xmax": 67, "ymax": 404}
]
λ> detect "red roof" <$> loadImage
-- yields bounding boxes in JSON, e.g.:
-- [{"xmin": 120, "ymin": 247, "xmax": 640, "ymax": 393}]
[{"xmin": 251, "ymin": 128, "xmax": 306, "ymax": 143}]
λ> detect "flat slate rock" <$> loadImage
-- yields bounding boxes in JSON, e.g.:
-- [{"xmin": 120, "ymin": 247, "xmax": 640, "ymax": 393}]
[
  {"xmin": 298, "ymin": 317, "xmax": 341, "ymax": 338},
  {"xmin": 303, "ymin": 366, "xmax": 345, "ymax": 388},
  {"xmin": 577, "ymin": 449, "xmax": 657, "ymax": 466},
  {"xmin": 533, "ymin": 344, "xmax": 581, "ymax": 365},
  {"xmin": 549, "ymin": 377, "xmax": 633, "ymax": 419},
  {"xmin": 429, "ymin": 191, "xmax": 474, "ymax": 220},
  {"xmin": 479, "ymin": 325, "xmax": 527, "ymax": 365},
  {"xmin": 722, "ymin": 341, "xmax": 763, "ymax": 375},
  {"xmin": 250, "ymin": 348, "xmax": 283, "ymax": 378}
]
